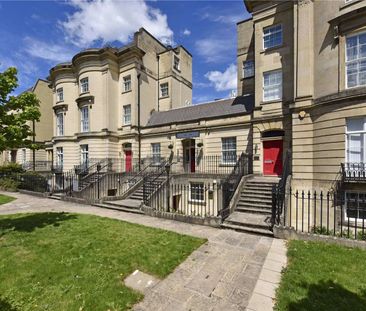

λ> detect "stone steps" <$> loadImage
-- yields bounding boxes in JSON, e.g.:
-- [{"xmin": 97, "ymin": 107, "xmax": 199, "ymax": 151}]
[
  {"xmin": 222, "ymin": 176, "xmax": 279, "ymax": 236},
  {"xmin": 93, "ymin": 199, "xmax": 144, "ymax": 215}
]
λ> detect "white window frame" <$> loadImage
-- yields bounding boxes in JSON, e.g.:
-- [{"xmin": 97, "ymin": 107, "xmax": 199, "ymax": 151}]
[
  {"xmin": 190, "ymin": 182, "xmax": 205, "ymax": 203},
  {"xmin": 56, "ymin": 87, "xmax": 64, "ymax": 102},
  {"xmin": 345, "ymin": 31, "xmax": 366, "ymax": 89},
  {"xmin": 243, "ymin": 60, "xmax": 254, "ymax": 78},
  {"xmin": 263, "ymin": 70, "xmax": 282, "ymax": 102},
  {"xmin": 344, "ymin": 191, "xmax": 366, "ymax": 223},
  {"xmin": 222, "ymin": 137, "xmax": 237, "ymax": 164},
  {"xmin": 80, "ymin": 77, "xmax": 89, "ymax": 93},
  {"xmin": 123, "ymin": 75, "xmax": 131, "ymax": 92},
  {"xmin": 80, "ymin": 106, "xmax": 89, "ymax": 133},
  {"xmin": 160, "ymin": 82, "xmax": 169, "ymax": 98},
  {"xmin": 173, "ymin": 56, "xmax": 180, "ymax": 71},
  {"xmin": 345, "ymin": 117, "xmax": 366, "ymax": 164},
  {"xmin": 263, "ymin": 24, "xmax": 283, "ymax": 50},
  {"xmin": 56, "ymin": 147, "xmax": 63, "ymax": 167},
  {"xmin": 151, "ymin": 143, "xmax": 161, "ymax": 164},
  {"xmin": 56, "ymin": 111, "xmax": 64, "ymax": 136},
  {"xmin": 123, "ymin": 105, "xmax": 131, "ymax": 125},
  {"xmin": 80, "ymin": 144, "xmax": 89, "ymax": 166}
]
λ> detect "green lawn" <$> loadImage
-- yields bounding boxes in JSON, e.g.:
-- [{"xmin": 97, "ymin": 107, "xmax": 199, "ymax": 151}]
[
  {"xmin": 0, "ymin": 194, "xmax": 16, "ymax": 205},
  {"xmin": 275, "ymin": 240, "xmax": 366, "ymax": 311},
  {"xmin": 0, "ymin": 213, "xmax": 205, "ymax": 311}
]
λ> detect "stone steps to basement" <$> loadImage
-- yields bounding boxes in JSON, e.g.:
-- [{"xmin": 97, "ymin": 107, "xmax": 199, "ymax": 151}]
[
  {"xmin": 221, "ymin": 223, "xmax": 273, "ymax": 237},
  {"xmin": 94, "ymin": 199, "xmax": 144, "ymax": 215},
  {"xmin": 235, "ymin": 206, "xmax": 272, "ymax": 215},
  {"xmin": 237, "ymin": 201, "xmax": 272, "ymax": 209}
]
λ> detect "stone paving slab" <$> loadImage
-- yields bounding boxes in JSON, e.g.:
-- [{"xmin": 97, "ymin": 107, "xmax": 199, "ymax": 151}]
[
  {"xmin": 0, "ymin": 192, "xmax": 286, "ymax": 311},
  {"xmin": 124, "ymin": 270, "xmax": 159, "ymax": 293}
]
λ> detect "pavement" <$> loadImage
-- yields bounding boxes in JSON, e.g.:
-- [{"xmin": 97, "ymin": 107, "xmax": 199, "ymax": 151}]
[{"xmin": 0, "ymin": 191, "xmax": 287, "ymax": 310}]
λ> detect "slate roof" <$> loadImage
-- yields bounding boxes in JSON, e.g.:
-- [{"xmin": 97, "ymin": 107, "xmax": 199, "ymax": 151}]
[{"xmin": 145, "ymin": 95, "xmax": 254, "ymax": 127}]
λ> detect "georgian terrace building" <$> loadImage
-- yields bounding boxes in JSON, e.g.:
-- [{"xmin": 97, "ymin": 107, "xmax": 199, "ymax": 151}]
[
  {"xmin": 47, "ymin": 28, "xmax": 192, "ymax": 172},
  {"xmin": 238, "ymin": 0, "xmax": 366, "ymax": 190}
]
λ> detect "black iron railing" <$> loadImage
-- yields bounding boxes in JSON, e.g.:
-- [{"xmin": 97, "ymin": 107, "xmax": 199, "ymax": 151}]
[
  {"xmin": 147, "ymin": 180, "xmax": 218, "ymax": 217},
  {"xmin": 284, "ymin": 188, "xmax": 366, "ymax": 241},
  {"xmin": 272, "ymin": 150, "xmax": 292, "ymax": 226},
  {"xmin": 142, "ymin": 160, "xmax": 169, "ymax": 204},
  {"xmin": 22, "ymin": 161, "xmax": 53, "ymax": 172},
  {"xmin": 220, "ymin": 153, "xmax": 252, "ymax": 220},
  {"xmin": 341, "ymin": 162, "xmax": 366, "ymax": 182}
]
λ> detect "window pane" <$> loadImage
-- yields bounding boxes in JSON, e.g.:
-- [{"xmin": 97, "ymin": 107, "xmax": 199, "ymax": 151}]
[
  {"xmin": 347, "ymin": 118, "xmax": 364, "ymax": 132},
  {"xmin": 346, "ymin": 32, "xmax": 366, "ymax": 88}
]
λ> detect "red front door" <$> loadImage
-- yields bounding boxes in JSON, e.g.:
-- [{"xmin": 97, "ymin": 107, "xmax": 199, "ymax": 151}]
[
  {"xmin": 190, "ymin": 148, "xmax": 195, "ymax": 173},
  {"xmin": 263, "ymin": 140, "xmax": 283, "ymax": 176},
  {"xmin": 125, "ymin": 150, "xmax": 132, "ymax": 172}
]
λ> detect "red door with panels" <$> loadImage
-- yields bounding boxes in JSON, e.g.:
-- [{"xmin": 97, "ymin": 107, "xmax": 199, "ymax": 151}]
[
  {"xmin": 263, "ymin": 140, "xmax": 283, "ymax": 176},
  {"xmin": 125, "ymin": 150, "xmax": 132, "ymax": 172}
]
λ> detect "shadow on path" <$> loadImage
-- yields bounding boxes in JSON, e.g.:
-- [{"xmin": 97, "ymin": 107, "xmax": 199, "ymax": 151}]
[
  {"xmin": 0, "ymin": 212, "xmax": 77, "ymax": 235},
  {"xmin": 288, "ymin": 280, "xmax": 366, "ymax": 311}
]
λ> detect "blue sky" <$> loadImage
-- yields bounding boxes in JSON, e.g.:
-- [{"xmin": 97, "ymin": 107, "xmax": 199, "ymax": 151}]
[{"xmin": 0, "ymin": 0, "xmax": 250, "ymax": 103}]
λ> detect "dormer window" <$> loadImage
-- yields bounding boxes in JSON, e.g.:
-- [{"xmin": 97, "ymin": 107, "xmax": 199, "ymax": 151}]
[
  {"xmin": 56, "ymin": 87, "xmax": 63, "ymax": 102},
  {"xmin": 123, "ymin": 75, "xmax": 131, "ymax": 92},
  {"xmin": 173, "ymin": 56, "xmax": 180, "ymax": 71},
  {"xmin": 80, "ymin": 77, "xmax": 89, "ymax": 93}
]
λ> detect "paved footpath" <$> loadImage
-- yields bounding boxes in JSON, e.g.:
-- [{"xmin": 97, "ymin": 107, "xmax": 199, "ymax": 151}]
[{"xmin": 0, "ymin": 192, "xmax": 287, "ymax": 311}]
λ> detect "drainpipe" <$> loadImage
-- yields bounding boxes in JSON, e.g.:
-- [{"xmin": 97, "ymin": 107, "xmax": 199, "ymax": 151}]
[
  {"xmin": 137, "ymin": 73, "xmax": 141, "ymax": 171},
  {"xmin": 157, "ymin": 55, "xmax": 160, "ymax": 112}
]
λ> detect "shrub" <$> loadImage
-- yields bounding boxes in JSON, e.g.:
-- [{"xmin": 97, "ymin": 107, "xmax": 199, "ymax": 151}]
[
  {"xmin": 19, "ymin": 172, "xmax": 49, "ymax": 193},
  {"xmin": 0, "ymin": 177, "xmax": 20, "ymax": 191},
  {"xmin": 0, "ymin": 163, "xmax": 24, "ymax": 174}
]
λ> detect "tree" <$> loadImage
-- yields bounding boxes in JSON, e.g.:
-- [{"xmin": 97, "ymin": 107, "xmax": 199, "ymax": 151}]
[{"xmin": 0, "ymin": 67, "xmax": 41, "ymax": 153}]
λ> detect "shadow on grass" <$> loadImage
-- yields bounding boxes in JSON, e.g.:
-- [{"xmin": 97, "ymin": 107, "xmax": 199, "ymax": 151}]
[
  {"xmin": 288, "ymin": 280, "xmax": 366, "ymax": 311},
  {"xmin": 0, "ymin": 212, "xmax": 77, "ymax": 235},
  {"xmin": 0, "ymin": 298, "xmax": 18, "ymax": 311}
]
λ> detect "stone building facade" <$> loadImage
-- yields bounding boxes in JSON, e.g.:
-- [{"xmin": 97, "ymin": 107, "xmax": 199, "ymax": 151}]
[
  {"xmin": 47, "ymin": 28, "xmax": 192, "ymax": 171},
  {"xmin": 239, "ymin": 0, "xmax": 366, "ymax": 189}
]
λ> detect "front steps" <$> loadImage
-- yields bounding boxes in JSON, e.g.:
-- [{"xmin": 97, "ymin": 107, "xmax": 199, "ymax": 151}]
[
  {"xmin": 222, "ymin": 176, "xmax": 279, "ymax": 236},
  {"xmin": 93, "ymin": 199, "xmax": 144, "ymax": 215}
]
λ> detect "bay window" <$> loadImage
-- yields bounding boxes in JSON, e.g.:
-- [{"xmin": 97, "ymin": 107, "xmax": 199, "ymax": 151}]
[
  {"xmin": 80, "ymin": 77, "xmax": 89, "ymax": 93},
  {"xmin": 56, "ymin": 112, "xmax": 64, "ymax": 136},
  {"xmin": 346, "ymin": 117, "xmax": 366, "ymax": 163},
  {"xmin": 346, "ymin": 32, "xmax": 366, "ymax": 88},
  {"xmin": 80, "ymin": 106, "xmax": 89, "ymax": 132}
]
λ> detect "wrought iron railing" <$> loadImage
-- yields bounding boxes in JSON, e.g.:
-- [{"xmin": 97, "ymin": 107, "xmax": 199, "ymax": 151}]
[
  {"xmin": 341, "ymin": 162, "xmax": 366, "ymax": 182},
  {"xmin": 283, "ymin": 188, "xmax": 366, "ymax": 241},
  {"xmin": 22, "ymin": 161, "xmax": 53, "ymax": 172},
  {"xmin": 272, "ymin": 150, "xmax": 292, "ymax": 226},
  {"xmin": 220, "ymin": 153, "xmax": 252, "ymax": 220}
]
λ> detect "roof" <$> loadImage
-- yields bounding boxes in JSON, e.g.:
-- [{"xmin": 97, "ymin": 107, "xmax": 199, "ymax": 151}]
[{"xmin": 145, "ymin": 95, "xmax": 254, "ymax": 127}]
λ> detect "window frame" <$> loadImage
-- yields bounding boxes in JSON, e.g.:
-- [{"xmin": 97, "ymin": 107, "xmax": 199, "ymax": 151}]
[
  {"xmin": 80, "ymin": 77, "xmax": 89, "ymax": 94},
  {"xmin": 221, "ymin": 137, "xmax": 237, "ymax": 164},
  {"xmin": 56, "ymin": 111, "xmax": 64, "ymax": 136},
  {"xmin": 151, "ymin": 143, "xmax": 161, "ymax": 164},
  {"xmin": 56, "ymin": 147, "xmax": 63, "ymax": 167},
  {"xmin": 123, "ymin": 104, "xmax": 131, "ymax": 125},
  {"xmin": 189, "ymin": 182, "xmax": 205, "ymax": 203},
  {"xmin": 263, "ymin": 69, "xmax": 283, "ymax": 102},
  {"xmin": 344, "ymin": 191, "xmax": 366, "ymax": 223},
  {"xmin": 80, "ymin": 106, "xmax": 89, "ymax": 133},
  {"xmin": 56, "ymin": 87, "xmax": 64, "ymax": 102},
  {"xmin": 345, "ymin": 117, "xmax": 366, "ymax": 164},
  {"xmin": 345, "ymin": 31, "xmax": 366, "ymax": 89},
  {"xmin": 80, "ymin": 144, "xmax": 89, "ymax": 166},
  {"xmin": 160, "ymin": 82, "xmax": 169, "ymax": 98},
  {"xmin": 173, "ymin": 56, "xmax": 180, "ymax": 71},
  {"xmin": 243, "ymin": 60, "xmax": 255, "ymax": 78},
  {"xmin": 263, "ymin": 24, "xmax": 283, "ymax": 50},
  {"xmin": 123, "ymin": 75, "xmax": 132, "ymax": 92}
]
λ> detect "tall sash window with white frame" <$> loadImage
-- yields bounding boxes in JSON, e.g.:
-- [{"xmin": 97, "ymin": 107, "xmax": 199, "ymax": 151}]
[{"xmin": 80, "ymin": 106, "xmax": 89, "ymax": 132}]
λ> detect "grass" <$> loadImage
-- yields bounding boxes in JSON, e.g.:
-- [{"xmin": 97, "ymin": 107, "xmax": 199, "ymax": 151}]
[
  {"xmin": 275, "ymin": 240, "xmax": 366, "ymax": 311},
  {"xmin": 0, "ymin": 194, "xmax": 16, "ymax": 205},
  {"xmin": 0, "ymin": 213, "xmax": 206, "ymax": 311}
]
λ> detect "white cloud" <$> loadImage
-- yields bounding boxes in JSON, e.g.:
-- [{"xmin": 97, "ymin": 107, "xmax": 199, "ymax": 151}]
[
  {"xmin": 61, "ymin": 0, "xmax": 174, "ymax": 47},
  {"xmin": 182, "ymin": 28, "xmax": 191, "ymax": 36},
  {"xmin": 205, "ymin": 63, "xmax": 237, "ymax": 92},
  {"xmin": 23, "ymin": 37, "xmax": 76, "ymax": 63},
  {"xmin": 195, "ymin": 37, "xmax": 235, "ymax": 63},
  {"xmin": 201, "ymin": 12, "xmax": 243, "ymax": 25}
]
